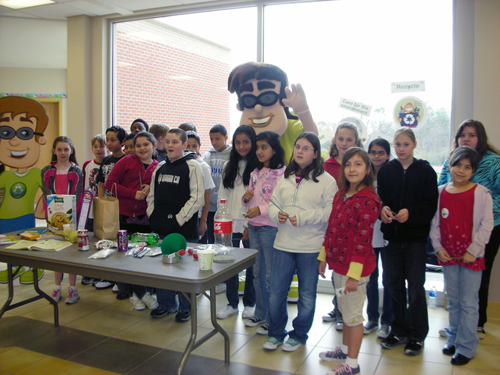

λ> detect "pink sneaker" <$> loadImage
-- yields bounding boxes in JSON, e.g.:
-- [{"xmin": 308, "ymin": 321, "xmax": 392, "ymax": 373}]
[
  {"xmin": 51, "ymin": 289, "xmax": 61, "ymax": 303},
  {"xmin": 327, "ymin": 363, "xmax": 360, "ymax": 375},
  {"xmin": 65, "ymin": 288, "xmax": 80, "ymax": 304}
]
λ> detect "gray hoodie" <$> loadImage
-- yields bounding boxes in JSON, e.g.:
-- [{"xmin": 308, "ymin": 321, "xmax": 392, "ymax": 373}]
[{"xmin": 203, "ymin": 145, "xmax": 232, "ymax": 212}]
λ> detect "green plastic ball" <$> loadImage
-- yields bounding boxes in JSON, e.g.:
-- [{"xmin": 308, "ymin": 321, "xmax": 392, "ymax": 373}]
[{"xmin": 160, "ymin": 233, "xmax": 187, "ymax": 255}]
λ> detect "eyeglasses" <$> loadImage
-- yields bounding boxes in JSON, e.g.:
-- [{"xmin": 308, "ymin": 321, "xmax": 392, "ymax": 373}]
[
  {"xmin": 238, "ymin": 91, "xmax": 282, "ymax": 109},
  {"xmin": 294, "ymin": 144, "xmax": 314, "ymax": 152},
  {"xmin": 0, "ymin": 126, "xmax": 44, "ymax": 140},
  {"xmin": 369, "ymin": 150, "xmax": 387, "ymax": 157}
]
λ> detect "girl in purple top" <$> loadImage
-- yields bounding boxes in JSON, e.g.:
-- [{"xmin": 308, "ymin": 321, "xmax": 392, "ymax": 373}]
[{"xmin": 243, "ymin": 131, "xmax": 286, "ymax": 334}]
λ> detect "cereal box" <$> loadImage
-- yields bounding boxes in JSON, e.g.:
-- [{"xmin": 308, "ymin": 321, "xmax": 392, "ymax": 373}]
[{"xmin": 46, "ymin": 195, "xmax": 77, "ymax": 231}]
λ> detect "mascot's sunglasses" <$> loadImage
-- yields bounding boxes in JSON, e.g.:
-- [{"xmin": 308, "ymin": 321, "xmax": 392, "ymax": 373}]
[
  {"xmin": 0, "ymin": 126, "xmax": 44, "ymax": 140},
  {"xmin": 239, "ymin": 91, "xmax": 284, "ymax": 109}
]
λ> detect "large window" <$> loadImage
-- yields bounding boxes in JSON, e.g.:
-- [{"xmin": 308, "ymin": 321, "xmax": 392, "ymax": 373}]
[
  {"xmin": 113, "ymin": 8, "xmax": 257, "ymax": 153},
  {"xmin": 112, "ymin": 0, "xmax": 452, "ymax": 160}
]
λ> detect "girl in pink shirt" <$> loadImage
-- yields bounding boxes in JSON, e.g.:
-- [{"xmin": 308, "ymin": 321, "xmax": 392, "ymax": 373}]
[
  {"xmin": 242, "ymin": 131, "xmax": 285, "ymax": 334},
  {"xmin": 41, "ymin": 136, "xmax": 83, "ymax": 305}
]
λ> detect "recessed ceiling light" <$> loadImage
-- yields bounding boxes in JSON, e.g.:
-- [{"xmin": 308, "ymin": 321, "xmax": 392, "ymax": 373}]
[{"xmin": 0, "ymin": 0, "xmax": 54, "ymax": 9}]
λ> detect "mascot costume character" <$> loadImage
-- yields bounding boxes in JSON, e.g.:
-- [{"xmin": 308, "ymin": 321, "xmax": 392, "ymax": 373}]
[
  {"xmin": 228, "ymin": 62, "xmax": 318, "ymax": 163},
  {"xmin": 0, "ymin": 96, "xmax": 48, "ymax": 284}
]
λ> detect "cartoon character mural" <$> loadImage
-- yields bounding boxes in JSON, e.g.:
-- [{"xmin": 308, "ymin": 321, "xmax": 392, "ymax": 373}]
[
  {"xmin": 398, "ymin": 102, "xmax": 420, "ymax": 128},
  {"xmin": 0, "ymin": 96, "xmax": 48, "ymax": 283},
  {"xmin": 228, "ymin": 62, "xmax": 318, "ymax": 163}
]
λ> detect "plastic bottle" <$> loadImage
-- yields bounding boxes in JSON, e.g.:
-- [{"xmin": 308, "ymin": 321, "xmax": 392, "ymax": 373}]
[
  {"xmin": 214, "ymin": 199, "xmax": 232, "ymax": 247},
  {"xmin": 428, "ymin": 286, "xmax": 437, "ymax": 308}
]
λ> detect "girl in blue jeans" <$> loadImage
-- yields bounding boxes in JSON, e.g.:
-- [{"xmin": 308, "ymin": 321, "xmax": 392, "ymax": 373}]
[
  {"xmin": 264, "ymin": 133, "xmax": 337, "ymax": 352},
  {"xmin": 430, "ymin": 146, "xmax": 493, "ymax": 366},
  {"xmin": 364, "ymin": 138, "xmax": 393, "ymax": 338},
  {"xmin": 216, "ymin": 125, "xmax": 258, "ymax": 320},
  {"xmin": 242, "ymin": 131, "xmax": 285, "ymax": 334}
]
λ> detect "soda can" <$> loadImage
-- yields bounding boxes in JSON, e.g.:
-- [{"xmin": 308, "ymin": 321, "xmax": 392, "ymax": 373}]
[
  {"xmin": 77, "ymin": 229, "xmax": 89, "ymax": 251},
  {"xmin": 117, "ymin": 230, "xmax": 128, "ymax": 252}
]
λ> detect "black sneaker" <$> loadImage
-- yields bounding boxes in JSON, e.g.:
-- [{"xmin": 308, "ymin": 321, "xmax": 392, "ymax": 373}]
[
  {"xmin": 381, "ymin": 333, "xmax": 408, "ymax": 349},
  {"xmin": 81, "ymin": 276, "xmax": 94, "ymax": 285},
  {"xmin": 175, "ymin": 310, "xmax": 190, "ymax": 322},
  {"xmin": 116, "ymin": 292, "xmax": 130, "ymax": 300},
  {"xmin": 150, "ymin": 307, "xmax": 177, "ymax": 319},
  {"xmin": 404, "ymin": 340, "xmax": 424, "ymax": 356}
]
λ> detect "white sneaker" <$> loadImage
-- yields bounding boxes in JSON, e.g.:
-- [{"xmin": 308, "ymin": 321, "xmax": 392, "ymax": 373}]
[
  {"xmin": 439, "ymin": 328, "xmax": 447, "ymax": 337},
  {"xmin": 377, "ymin": 324, "xmax": 391, "ymax": 339},
  {"xmin": 245, "ymin": 316, "xmax": 266, "ymax": 327},
  {"xmin": 242, "ymin": 306, "xmax": 255, "ymax": 318},
  {"xmin": 130, "ymin": 293, "xmax": 145, "ymax": 310},
  {"xmin": 51, "ymin": 289, "xmax": 61, "ymax": 303},
  {"xmin": 335, "ymin": 317, "xmax": 344, "ymax": 331},
  {"xmin": 263, "ymin": 337, "xmax": 283, "ymax": 350},
  {"xmin": 256, "ymin": 323, "xmax": 269, "ymax": 335},
  {"xmin": 322, "ymin": 309, "xmax": 337, "ymax": 322},
  {"xmin": 215, "ymin": 283, "xmax": 226, "ymax": 294},
  {"xmin": 363, "ymin": 320, "xmax": 379, "ymax": 335},
  {"xmin": 217, "ymin": 305, "xmax": 238, "ymax": 319},
  {"xmin": 141, "ymin": 292, "xmax": 159, "ymax": 310},
  {"xmin": 282, "ymin": 338, "xmax": 302, "ymax": 352},
  {"xmin": 95, "ymin": 280, "xmax": 114, "ymax": 289}
]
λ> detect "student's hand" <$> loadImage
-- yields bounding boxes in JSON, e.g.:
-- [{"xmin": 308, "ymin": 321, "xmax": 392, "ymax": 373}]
[
  {"xmin": 394, "ymin": 209, "xmax": 409, "ymax": 223},
  {"xmin": 283, "ymin": 83, "xmax": 309, "ymax": 114},
  {"xmin": 135, "ymin": 190, "xmax": 146, "ymax": 200},
  {"xmin": 381, "ymin": 206, "xmax": 394, "ymax": 224},
  {"xmin": 436, "ymin": 249, "xmax": 452, "ymax": 262},
  {"xmin": 142, "ymin": 184, "xmax": 150, "ymax": 196},
  {"xmin": 278, "ymin": 211, "xmax": 289, "ymax": 224},
  {"xmin": 245, "ymin": 207, "xmax": 261, "ymax": 219},
  {"xmin": 242, "ymin": 227, "xmax": 249, "ymax": 241},
  {"xmin": 289, "ymin": 215, "xmax": 297, "ymax": 227},
  {"xmin": 318, "ymin": 261, "xmax": 327, "ymax": 278},
  {"xmin": 462, "ymin": 252, "xmax": 476, "ymax": 263},
  {"xmin": 344, "ymin": 277, "xmax": 359, "ymax": 294},
  {"xmin": 199, "ymin": 220, "xmax": 207, "ymax": 237},
  {"xmin": 243, "ymin": 189, "xmax": 254, "ymax": 203}
]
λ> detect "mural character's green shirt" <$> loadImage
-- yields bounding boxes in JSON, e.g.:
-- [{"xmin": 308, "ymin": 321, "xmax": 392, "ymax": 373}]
[{"xmin": 0, "ymin": 168, "xmax": 42, "ymax": 219}]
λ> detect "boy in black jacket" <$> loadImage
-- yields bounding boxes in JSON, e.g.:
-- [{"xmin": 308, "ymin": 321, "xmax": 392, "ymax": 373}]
[{"xmin": 147, "ymin": 128, "xmax": 204, "ymax": 321}]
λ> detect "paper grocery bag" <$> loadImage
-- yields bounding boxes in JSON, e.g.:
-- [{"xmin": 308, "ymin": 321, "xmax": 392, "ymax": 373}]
[{"xmin": 93, "ymin": 185, "xmax": 120, "ymax": 240}]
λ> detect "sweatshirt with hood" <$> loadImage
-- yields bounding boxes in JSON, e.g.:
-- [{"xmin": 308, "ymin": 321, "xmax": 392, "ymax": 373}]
[{"xmin": 377, "ymin": 158, "xmax": 438, "ymax": 243}]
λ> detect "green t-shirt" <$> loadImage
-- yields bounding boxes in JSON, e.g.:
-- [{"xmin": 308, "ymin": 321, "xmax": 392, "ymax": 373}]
[
  {"xmin": 280, "ymin": 119, "xmax": 304, "ymax": 164},
  {"xmin": 0, "ymin": 169, "xmax": 42, "ymax": 219}
]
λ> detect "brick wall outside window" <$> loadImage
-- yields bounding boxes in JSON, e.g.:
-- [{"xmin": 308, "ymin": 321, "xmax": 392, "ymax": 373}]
[{"xmin": 115, "ymin": 20, "xmax": 231, "ymax": 154}]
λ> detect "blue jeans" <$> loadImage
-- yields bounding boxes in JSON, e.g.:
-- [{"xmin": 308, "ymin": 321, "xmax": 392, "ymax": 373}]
[
  {"xmin": 248, "ymin": 224, "xmax": 278, "ymax": 321},
  {"xmin": 384, "ymin": 241, "xmax": 429, "ymax": 341},
  {"xmin": 366, "ymin": 247, "xmax": 393, "ymax": 325},
  {"xmin": 224, "ymin": 232, "xmax": 255, "ymax": 308},
  {"xmin": 268, "ymin": 250, "xmax": 320, "ymax": 344},
  {"xmin": 443, "ymin": 265, "xmax": 482, "ymax": 358},
  {"xmin": 155, "ymin": 237, "xmax": 197, "ymax": 312}
]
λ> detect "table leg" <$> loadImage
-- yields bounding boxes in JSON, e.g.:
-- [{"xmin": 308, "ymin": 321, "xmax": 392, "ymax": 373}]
[
  {"xmin": 0, "ymin": 264, "xmax": 15, "ymax": 319},
  {"xmin": 208, "ymin": 286, "xmax": 230, "ymax": 364},
  {"xmin": 176, "ymin": 292, "xmax": 198, "ymax": 375},
  {"xmin": 0, "ymin": 265, "xmax": 59, "ymax": 327},
  {"xmin": 32, "ymin": 268, "xmax": 59, "ymax": 327}
]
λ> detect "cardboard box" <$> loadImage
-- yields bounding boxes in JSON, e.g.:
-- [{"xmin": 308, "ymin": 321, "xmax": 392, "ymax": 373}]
[{"xmin": 46, "ymin": 194, "xmax": 77, "ymax": 231}]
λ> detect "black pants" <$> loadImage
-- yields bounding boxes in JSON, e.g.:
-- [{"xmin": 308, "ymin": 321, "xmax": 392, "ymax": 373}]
[
  {"xmin": 384, "ymin": 241, "xmax": 429, "ymax": 341},
  {"xmin": 478, "ymin": 224, "xmax": 500, "ymax": 327}
]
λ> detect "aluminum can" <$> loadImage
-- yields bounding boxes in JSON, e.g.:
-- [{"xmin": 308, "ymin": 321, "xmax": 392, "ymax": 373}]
[
  {"xmin": 117, "ymin": 230, "xmax": 128, "ymax": 252},
  {"xmin": 77, "ymin": 229, "xmax": 89, "ymax": 251}
]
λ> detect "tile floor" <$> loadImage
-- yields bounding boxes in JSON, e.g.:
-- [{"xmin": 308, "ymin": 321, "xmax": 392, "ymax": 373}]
[{"xmin": 0, "ymin": 270, "xmax": 499, "ymax": 375}]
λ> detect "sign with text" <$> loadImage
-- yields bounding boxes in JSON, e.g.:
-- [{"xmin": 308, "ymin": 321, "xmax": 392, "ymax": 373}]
[
  {"xmin": 338, "ymin": 98, "xmax": 372, "ymax": 117},
  {"xmin": 391, "ymin": 80, "xmax": 425, "ymax": 93}
]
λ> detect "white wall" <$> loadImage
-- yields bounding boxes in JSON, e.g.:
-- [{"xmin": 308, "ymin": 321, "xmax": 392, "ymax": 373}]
[{"xmin": 472, "ymin": 0, "xmax": 500, "ymax": 302}]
